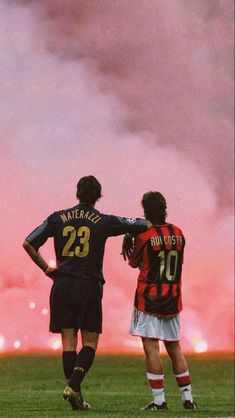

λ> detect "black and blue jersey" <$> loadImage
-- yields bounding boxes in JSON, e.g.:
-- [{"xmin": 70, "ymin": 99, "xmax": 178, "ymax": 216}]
[{"xmin": 26, "ymin": 203, "xmax": 148, "ymax": 283}]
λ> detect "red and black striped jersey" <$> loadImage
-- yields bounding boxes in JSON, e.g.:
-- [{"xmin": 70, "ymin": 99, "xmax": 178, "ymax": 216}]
[{"xmin": 128, "ymin": 223, "xmax": 185, "ymax": 317}]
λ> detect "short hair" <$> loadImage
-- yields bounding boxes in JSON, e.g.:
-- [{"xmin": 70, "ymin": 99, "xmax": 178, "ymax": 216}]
[
  {"xmin": 76, "ymin": 175, "xmax": 102, "ymax": 205},
  {"xmin": 141, "ymin": 191, "xmax": 167, "ymax": 224}
]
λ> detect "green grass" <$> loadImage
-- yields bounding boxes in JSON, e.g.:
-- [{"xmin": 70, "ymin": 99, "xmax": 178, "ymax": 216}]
[{"xmin": 0, "ymin": 353, "xmax": 234, "ymax": 417}]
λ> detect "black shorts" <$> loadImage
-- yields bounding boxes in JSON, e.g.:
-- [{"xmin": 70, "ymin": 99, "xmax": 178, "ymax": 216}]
[{"xmin": 49, "ymin": 277, "xmax": 103, "ymax": 334}]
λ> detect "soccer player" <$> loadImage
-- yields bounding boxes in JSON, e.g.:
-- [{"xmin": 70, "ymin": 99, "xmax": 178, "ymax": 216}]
[
  {"xmin": 122, "ymin": 191, "xmax": 197, "ymax": 411},
  {"xmin": 23, "ymin": 175, "xmax": 148, "ymax": 411}
]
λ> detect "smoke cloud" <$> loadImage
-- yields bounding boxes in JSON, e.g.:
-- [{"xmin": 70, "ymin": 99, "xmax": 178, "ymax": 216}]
[
  {"xmin": 21, "ymin": 0, "xmax": 234, "ymax": 208},
  {"xmin": 0, "ymin": 0, "xmax": 233, "ymax": 352}
]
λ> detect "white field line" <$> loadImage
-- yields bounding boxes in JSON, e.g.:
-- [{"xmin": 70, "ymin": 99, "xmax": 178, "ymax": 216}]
[{"xmin": 0, "ymin": 389, "xmax": 233, "ymax": 399}]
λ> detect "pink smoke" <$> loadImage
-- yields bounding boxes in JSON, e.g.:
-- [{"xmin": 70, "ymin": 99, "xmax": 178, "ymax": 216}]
[{"xmin": 0, "ymin": 0, "xmax": 233, "ymax": 353}]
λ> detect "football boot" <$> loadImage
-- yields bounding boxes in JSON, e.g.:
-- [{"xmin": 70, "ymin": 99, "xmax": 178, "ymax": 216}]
[
  {"xmin": 183, "ymin": 400, "xmax": 197, "ymax": 410},
  {"xmin": 141, "ymin": 401, "xmax": 168, "ymax": 411},
  {"xmin": 63, "ymin": 386, "xmax": 91, "ymax": 410}
]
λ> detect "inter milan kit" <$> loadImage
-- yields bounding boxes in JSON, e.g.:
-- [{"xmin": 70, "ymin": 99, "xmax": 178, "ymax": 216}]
[{"xmin": 26, "ymin": 203, "xmax": 148, "ymax": 333}]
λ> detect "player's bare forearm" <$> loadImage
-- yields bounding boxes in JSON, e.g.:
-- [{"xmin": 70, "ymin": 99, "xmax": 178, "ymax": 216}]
[{"xmin": 22, "ymin": 240, "xmax": 52, "ymax": 275}]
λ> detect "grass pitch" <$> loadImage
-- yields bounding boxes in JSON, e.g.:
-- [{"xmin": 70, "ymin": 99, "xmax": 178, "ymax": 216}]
[{"xmin": 0, "ymin": 353, "xmax": 234, "ymax": 417}]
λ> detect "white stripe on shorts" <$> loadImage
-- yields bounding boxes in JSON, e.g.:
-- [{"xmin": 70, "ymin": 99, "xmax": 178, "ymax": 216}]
[{"xmin": 129, "ymin": 307, "xmax": 180, "ymax": 341}]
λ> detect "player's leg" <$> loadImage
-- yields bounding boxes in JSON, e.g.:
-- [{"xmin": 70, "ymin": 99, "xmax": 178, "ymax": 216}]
[
  {"xmin": 67, "ymin": 280, "xmax": 101, "ymax": 395},
  {"xmin": 61, "ymin": 328, "xmax": 77, "ymax": 382},
  {"xmin": 63, "ymin": 280, "xmax": 101, "ymax": 410},
  {"xmin": 141, "ymin": 337, "xmax": 168, "ymax": 411},
  {"xmin": 63, "ymin": 330, "xmax": 98, "ymax": 410},
  {"xmin": 164, "ymin": 340, "xmax": 197, "ymax": 410},
  {"xmin": 49, "ymin": 281, "xmax": 79, "ymax": 386},
  {"xmin": 164, "ymin": 340, "xmax": 188, "ymax": 374},
  {"xmin": 63, "ymin": 330, "xmax": 98, "ymax": 411},
  {"xmin": 68, "ymin": 330, "xmax": 99, "ymax": 393}
]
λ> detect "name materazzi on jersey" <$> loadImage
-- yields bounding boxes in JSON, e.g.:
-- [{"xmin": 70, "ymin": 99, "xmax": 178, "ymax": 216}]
[
  {"xmin": 151, "ymin": 235, "xmax": 183, "ymax": 246},
  {"xmin": 60, "ymin": 209, "xmax": 102, "ymax": 224}
]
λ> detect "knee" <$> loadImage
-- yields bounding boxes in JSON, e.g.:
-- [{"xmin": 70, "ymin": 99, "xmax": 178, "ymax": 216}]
[
  {"xmin": 164, "ymin": 341, "xmax": 181, "ymax": 359},
  {"xmin": 62, "ymin": 339, "xmax": 77, "ymax": 351},
  {"xmin": 62, "ymin": 333, "xmax": 77, "ymax": 351},
  {"xmin": 84, "ymin": 341, "xmax": 98, "ymax": 352},
  {"xmin": 81, "ymin": 331, "xmax": 99, "ymax": 351},
  {"xmin": 142, "ymin": 338, "xmax": 159, "ymax": 358}
]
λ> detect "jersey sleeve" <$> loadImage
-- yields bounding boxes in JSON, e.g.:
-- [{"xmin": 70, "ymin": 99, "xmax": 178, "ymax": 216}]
[
  {"xmin": 128, "ymin": 234, "xmax": 145, "ymax": 268},
  {"xmin": 105, "ymin": 216, "xmax": 148, "ymax": 237},
  {"xmin": 25, "ymin": 214, "xmax": 55, "ymax": 251}
]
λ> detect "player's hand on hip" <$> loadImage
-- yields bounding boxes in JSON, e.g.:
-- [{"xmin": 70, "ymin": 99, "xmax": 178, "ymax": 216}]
[{"xmin": 44, "ymin": 266, "xmax": 57, "ymax": 279}]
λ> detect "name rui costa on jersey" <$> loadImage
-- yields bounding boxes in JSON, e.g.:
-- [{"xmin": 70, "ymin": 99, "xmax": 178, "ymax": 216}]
[{"xmin": 151, "ymin": 235, "xmax": 183, "ymax": 246}]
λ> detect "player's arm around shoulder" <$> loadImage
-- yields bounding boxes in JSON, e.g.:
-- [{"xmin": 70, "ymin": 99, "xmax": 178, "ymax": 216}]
[
  {"xmin": 121, "ymin": 221, "xmax": 152, "ymax": 261},
  {"xmin": 121, "ymin": 233, "xmax": 134, "ymax": 261},
  {"xmin": 103, "ymin": 214, "xmax": 150, "ymax": 237},
  {"xmin": 121, "ymin": 228, "xmax": 149, "ymax": 268}
]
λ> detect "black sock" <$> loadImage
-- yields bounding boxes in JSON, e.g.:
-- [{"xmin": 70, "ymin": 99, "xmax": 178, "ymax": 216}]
[
  {"xmin": 62, "ymin": 351, "xmax": 77, "ymax": 381},
  {"xmin": 69, "ymin": 346, "xmax": 95, "ymax": 392}
]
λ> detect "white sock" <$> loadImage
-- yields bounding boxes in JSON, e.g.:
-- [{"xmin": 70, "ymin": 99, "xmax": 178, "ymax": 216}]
[
  {"xmin": 175, "ymin": 370, "xmax": 193, "ymax": 402},
  {"xmin": 147, "ymin": 372, "xmax": 165, "ymax": 405}
]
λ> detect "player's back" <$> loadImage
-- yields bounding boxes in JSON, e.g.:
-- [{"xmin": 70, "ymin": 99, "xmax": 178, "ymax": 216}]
[
  {"xmin": 144, "ymin": 223, "xmax": 185, "ymax": 283},
  {"xmin": 51, "ymin": 203, "xmax": 107, "ymax": 281},
  {"xmin": 129, "ymin": 223, "xmax": 185, "ymax": 316},
  {"xmin": 26, "ymin": 203, "xmax": 148, "ymax": 283}
]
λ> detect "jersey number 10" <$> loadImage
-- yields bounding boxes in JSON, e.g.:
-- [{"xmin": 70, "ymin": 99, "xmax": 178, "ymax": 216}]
[{"xmin": 157, "ymin": 250, "xmax": 179, "ymax": 282}]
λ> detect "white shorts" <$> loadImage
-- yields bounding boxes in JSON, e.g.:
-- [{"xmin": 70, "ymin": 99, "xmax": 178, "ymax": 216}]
[{"xmin": 129, "ymin": 307, "xmax": 180, "ymax": 341}]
